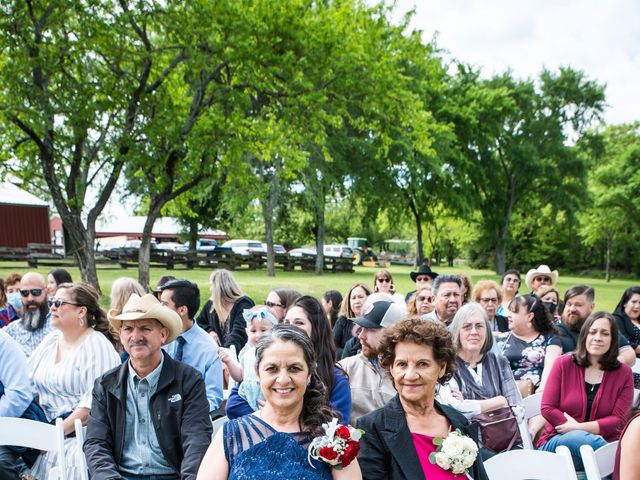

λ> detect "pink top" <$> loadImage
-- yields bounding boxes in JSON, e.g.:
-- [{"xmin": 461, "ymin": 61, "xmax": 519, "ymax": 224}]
[{"xmin": 411, "ymin": 432, "xmax": 468, "ymax": 479}]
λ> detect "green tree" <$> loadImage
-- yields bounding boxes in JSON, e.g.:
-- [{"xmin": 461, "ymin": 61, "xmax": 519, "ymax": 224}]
[
  {"xmin": 0, "ymin": 1, "xmax": 188, "ymax": 290},
  {"xmin": 448, "ymin": 66, "xmax": 605, "ymax": 274},
  {"xmin": 580, "ymin": 123, "xmax": 640, "ymax": 278}
]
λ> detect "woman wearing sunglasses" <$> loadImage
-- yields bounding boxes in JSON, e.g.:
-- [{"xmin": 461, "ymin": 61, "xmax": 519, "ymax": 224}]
[
  {"xmin": 264, "ymin": 288, "xmax": 301, "ymax": 322},
  {"xmin": 27, "ymin": 282, "xmax": 120, "ymax": 479},
  {"xmin": 372, "ymin": 270, "xmax": 405, "ymax": 308}
]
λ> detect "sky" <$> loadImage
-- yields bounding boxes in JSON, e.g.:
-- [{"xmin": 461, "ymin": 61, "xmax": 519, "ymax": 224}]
[{"xmin": 392, "ymin": 0, "xmax": 640, "ymax": 125}]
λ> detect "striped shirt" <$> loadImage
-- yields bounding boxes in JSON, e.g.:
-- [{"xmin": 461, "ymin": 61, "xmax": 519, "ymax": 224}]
[
  {"xmin": 28, "ymin": 329, "xmax": 120, "ymax": 421},
  {"xmin": 4, "ymin": 314, "xmax": 53, "ymax": 357}
]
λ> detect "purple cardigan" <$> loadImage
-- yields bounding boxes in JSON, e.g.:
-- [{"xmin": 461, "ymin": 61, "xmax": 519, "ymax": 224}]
[{"xmin": 538, "ymin": 353, "xmax": 633, "ymax": 447}]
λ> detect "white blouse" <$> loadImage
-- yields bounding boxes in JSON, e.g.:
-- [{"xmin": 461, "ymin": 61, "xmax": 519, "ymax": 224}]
[{"xmin": 28, "ymin": 329, "xmax": 120, "ymax": 421}]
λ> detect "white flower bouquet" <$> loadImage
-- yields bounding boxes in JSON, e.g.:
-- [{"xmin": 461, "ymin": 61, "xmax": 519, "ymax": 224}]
[{"xmin": 429, "ymin": 428, "xmax": 478, "ymax": 477}]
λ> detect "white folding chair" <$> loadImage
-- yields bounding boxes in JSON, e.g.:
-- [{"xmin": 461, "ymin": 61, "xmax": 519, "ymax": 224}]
[
  {"xmin": 0, "ymin": 417, "xmax": 67, "ymax": 480},
  {"xmin": 632, "ymin": 358, "xmax": 640, "ymax": 374},
  {"xmin": 580, "ymin": 441, "xmax": 618, "ymax": 480},
  {"xmin": 74, "ymin": 419, "xmax": 89, "ymax": 480},
  {"xmin": 484, "ymin": 445, "xmax": 577, "ymax": 480},
  {"xmin": 211, "ymin": 415, "xmax": 228, "ymax": 438},
  {"xmin": 517, "ymin": 392, "xmax": 543, "ymax": 449},
  {"xmin": 226, "ymin": 345, "xmax": 238, "ymax": 390}
]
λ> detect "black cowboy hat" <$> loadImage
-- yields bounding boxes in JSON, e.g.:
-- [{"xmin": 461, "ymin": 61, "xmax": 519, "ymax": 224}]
[{"xmin": 410, "ymin": 264, "xmax": 439, "ymax": 282}]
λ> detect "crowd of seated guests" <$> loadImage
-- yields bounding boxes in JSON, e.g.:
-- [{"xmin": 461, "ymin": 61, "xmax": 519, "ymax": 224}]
[{"xmin": 0, "ymin": 263, "xmax": 639, "ymax": 480}]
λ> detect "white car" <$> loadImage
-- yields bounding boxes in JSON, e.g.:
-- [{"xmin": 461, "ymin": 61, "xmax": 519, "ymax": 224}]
[
  {"xmin": 288, "ymin": 247, "xmax": 317, "ymax": 257},
  {"xmin": 323, "ymin": 244, "xmax": 354, "ymax": 258},
  {"xmin": 262, "ymin": 243, "xmax": 287, "ymax": 254},
  {"xmin": 221, "ymin": 239, "xmax": 266, "ymax": 256}
]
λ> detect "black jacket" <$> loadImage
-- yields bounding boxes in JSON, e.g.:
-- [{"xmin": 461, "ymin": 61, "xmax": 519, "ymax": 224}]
[
  {"xmin": 614, "ymin": 312, "xmax": 639, "ymax": 350},
  {"xmin": 84, "ymin": 352, "xmax": 212, "ymax": 480},
  {"xmin": 195, "ymin": 296, "xmax": 254, "ymax": 352},
  {"xmin": 356, "ymin": 395, "xmax": 488, "ymax": 480}
]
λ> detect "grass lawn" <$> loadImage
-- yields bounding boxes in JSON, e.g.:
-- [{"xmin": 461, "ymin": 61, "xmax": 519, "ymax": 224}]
[{"xmin": 1, "ymin": 261, "xmax": 638, "ymax": 312}]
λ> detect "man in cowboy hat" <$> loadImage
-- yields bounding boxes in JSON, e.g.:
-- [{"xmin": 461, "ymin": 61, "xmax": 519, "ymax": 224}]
[
  {"xmin": 85, "ymin": 294, "xmax": 212, "ymax": 480},
  {"xmin": 405, "ymin": 264, "xmax": 439, "ymax": 302},
  {"xmin": 524, "ymin": 265, "xmax": 559, "ymax": 292}
]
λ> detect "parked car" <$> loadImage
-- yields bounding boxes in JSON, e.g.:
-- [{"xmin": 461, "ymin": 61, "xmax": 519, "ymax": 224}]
[
  {"xmin": 262, "ymin": 243, "xmax": 287, "ymax": 254},
  {"xmin": 323, "ymin": 244, "xmax": 354, "ymax": 258},
  {"xmin": 221, "ymin": 239, "xmax": 266, "ymax": 256},
  {"xmin": 288, "ymin": 247, "xmax": 317, "ymax": 257},
  {"xmin": 157, "ymin": 241, "xmax": 188, "ymax": 252},
  {"xmin": 196, "ymin": 238, "xmax": 219, "ymax": 252}
]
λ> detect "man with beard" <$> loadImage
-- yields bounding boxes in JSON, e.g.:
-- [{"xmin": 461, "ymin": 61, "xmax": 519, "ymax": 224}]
[
  {"xmin": 557, "ymin": 284, "xmax": 635, "ymax": 366},
  {"xmin": 338, "ymin": 299, "xmax": 404, "ymax": 422},
  {"xmin": 3, "ymin": 272, "xmax": 52, "ymax": 357},
  {"xmin": 422, "ymin": 274, "xmax": 463, "ymax": 327}
]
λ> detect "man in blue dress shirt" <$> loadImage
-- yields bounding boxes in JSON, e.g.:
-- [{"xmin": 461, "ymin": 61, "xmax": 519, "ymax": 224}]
[
  {"xmin": 0, "ymin": 329, "xmax": 35, "ymax": 480},
  {"xmin": 159, "ymin": 279, "xmax": 224, "ymax": 417}
]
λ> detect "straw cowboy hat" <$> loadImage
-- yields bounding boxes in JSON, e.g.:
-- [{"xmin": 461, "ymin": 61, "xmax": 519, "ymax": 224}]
[
  {"xmin": 108, "ymin": 293, "xmax": 182, "ymax": 343},
  {"xmin": 410, "ymin": 264, "xmax": 439, "ymax": 282},
  {"xmin": 525, "ymin": 265, "xmax": 559, "ymax": 290}
]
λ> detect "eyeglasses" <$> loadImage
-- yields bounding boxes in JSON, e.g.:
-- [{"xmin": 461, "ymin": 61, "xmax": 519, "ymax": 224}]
[
  {"xmin": 504, "ymin": 277, "xmax": 520, "ymax": 283},
  {"xmin": 533, "ymin": 276, "xmax": 551, "ymax": 283},
  {"xmin": 415, "ymin": 276, "xmax": 431, "ymax": 282},
  {"xmin": 480, "ymin": 297, "xmax": 499, "ymax": 304},
  {"xmin": 20, "ymin": 288, "xmax": 43, "ymax": 297},
  {"xmin": 461, "ymin": 323, "xmax": 486, "ymax": 332},
  {"xmin": 48, "ymin": 298, "xmax": 80, "ymax": 309},
  {"xmin": 265, "ymin": 301, "xmax": 283, "ymax": 308},
  {"xmin": 417, "ymin": 295, "xmax": 431, "ymax": 302},
  {"xmin": 377, "ymin": 278, "xmax": 391, "ymax": 283}
]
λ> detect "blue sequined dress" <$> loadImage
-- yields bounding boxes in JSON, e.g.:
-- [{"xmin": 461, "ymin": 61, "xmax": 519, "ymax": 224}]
[{"xmin": 223, "ymin": 414, "xmax": 332, "ymax": 480}]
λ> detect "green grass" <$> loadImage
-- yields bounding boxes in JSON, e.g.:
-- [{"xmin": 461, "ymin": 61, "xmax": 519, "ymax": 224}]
[{"xmin": 1, "ymin": 262, "xmax": 638, "ymax": 311}]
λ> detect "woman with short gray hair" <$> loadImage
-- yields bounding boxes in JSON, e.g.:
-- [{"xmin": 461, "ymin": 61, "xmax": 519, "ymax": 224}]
[{"xmin": 449, "ymin": 303, "xmax": 521, "ymax": 419}]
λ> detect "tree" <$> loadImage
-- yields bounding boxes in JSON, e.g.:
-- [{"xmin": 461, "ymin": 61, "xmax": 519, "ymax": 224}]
[
  {"xmin": 448, "ymin": 66, "xmax": 606, "ymax": 274},
  {"xmin": 0, "ymin": 1, "xmax": 185, "ymax": 290},
  {"xmin": 580, "ymin": 123, "xmax": 640, "ymax": 278}
]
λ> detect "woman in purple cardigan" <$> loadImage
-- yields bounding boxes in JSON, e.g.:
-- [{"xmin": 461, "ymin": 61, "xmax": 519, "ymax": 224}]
[{"xmin": 538, "ymin": 312, "xmax": 634, "ymax": 471}]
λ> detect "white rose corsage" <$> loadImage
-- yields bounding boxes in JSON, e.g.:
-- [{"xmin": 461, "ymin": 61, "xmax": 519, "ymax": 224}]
[
  {"xmin": 308, "ymin": 418, "xmax": 363, "ymax": 469},
  {"xmin": 429, "ymin": 428, "xmax": 478, "ymax": 477}
]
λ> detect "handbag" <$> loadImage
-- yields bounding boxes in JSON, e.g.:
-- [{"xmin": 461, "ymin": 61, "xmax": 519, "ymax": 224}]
[{"xmin": 472, "ymin": 405, "xmax": 522, "ymax": 453}]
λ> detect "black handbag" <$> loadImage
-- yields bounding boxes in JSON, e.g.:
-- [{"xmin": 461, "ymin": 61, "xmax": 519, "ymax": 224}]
[{"xmin": 472, "ymin": 406, "xmax": 522, "ymax": 453}]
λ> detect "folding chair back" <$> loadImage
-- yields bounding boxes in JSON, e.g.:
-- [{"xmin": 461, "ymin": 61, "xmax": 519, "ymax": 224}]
[
  {"xmin": 484, "ymin": 445, "xmax": 577, "ymax": 480},
  {"xmin": 580, "ymin": 441, "xmax": 618, "ymax": 480},
  {"xmin": 517, "ymin": 392, "xmax": 543, "ymax": 449},
  {"xmin": 74, "ymin": 419, "xmax": 89, "ymax": 480},
  {"xmin": 0, "ymin": 417, "xmax": 67, "ymax": 479}
]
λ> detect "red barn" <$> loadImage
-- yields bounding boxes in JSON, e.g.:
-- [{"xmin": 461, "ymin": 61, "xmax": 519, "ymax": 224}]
[{"xmin": 0, "ymin": 182, "xmax": 50, "ymax": 248}]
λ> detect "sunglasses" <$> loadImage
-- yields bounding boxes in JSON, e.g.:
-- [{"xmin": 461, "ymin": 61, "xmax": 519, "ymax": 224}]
[
  {"xmin": 20, "ymin": 288, "xmax": 43, "ymax": 297},
  {"xmin": 417, "ymin": 295, "xmax": 431, "ymax": 302},
  {"xmin": 265, "ymin": 301, "xmax": 283, "ymax": 308},
  {"xmin": 48, "ymin": 298, "xmax": 80, "ymax": 309},
  {"xmin": 377, "ymin": 278, "xmax": 391, "ymax": 283}
]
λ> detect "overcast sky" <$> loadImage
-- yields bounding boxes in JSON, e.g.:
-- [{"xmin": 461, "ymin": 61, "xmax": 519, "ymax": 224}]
[{"xmin": 392, "ymin": 0, "xmax": 640, "ymax": 126}]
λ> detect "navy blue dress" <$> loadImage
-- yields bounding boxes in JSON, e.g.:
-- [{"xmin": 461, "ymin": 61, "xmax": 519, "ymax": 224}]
[{"xmin": 223, "ymin": 414, "xmax": 331, "ymax": 480}]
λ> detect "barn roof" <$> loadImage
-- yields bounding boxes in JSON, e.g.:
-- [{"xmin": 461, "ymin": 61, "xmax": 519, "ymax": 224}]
[{"xmin": 0, "ymin": 182, "xmax": 49, "ymax": 207}]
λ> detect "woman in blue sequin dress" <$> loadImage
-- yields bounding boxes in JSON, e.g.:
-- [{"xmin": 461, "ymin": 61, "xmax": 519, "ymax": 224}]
[{"xmin": 197, "ymin": 325, "xmax": 361, "ymax": 480}]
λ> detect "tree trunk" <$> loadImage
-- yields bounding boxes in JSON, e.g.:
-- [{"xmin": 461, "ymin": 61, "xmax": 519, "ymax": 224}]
[
  {"xmin": 315, "ymin": 204, "xmax": 325, "ymax": 276},
  {"xmin": 61, "ymin": 212, "xmax": 101, "ymax": 290},
  {"xmin": 138, "ymin": 199, "xmax": 165, "ymax": 291},
  {"xmin": 188, "ymin": 217, "xmax": 198, "ymax": 251},
  {"xmin": 605, "ymin": 234, "xmax": 611, "ymax": 283},
  {"xmin": 495, "ymin": 242, "xmax": 506, "ymax": 276},
  {"xmin": 261, "ymin": 174, "xmax": 280, "ymax": 278}
]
